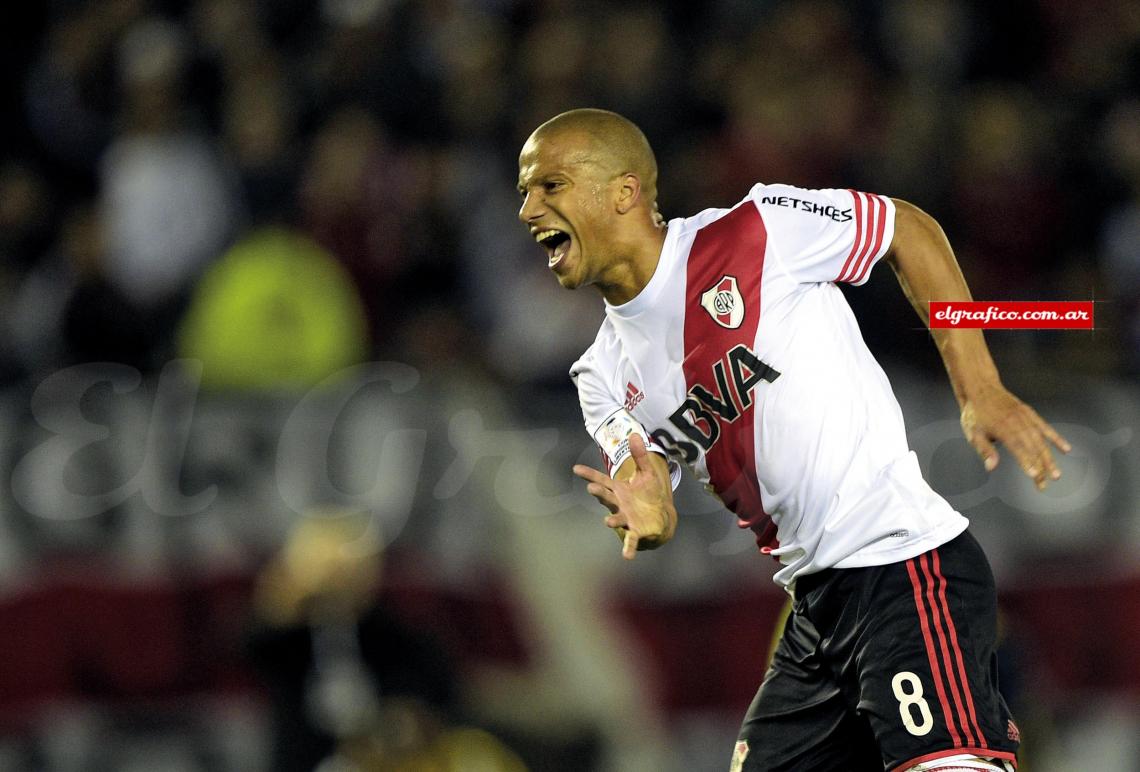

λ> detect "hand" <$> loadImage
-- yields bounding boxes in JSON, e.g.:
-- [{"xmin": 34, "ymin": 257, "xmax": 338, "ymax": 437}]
[
  {"xmin": 960, "ymin": 383, "xmax": 1071, "ymax": 491},
  {"xmin": 572, "ymin": 433, "xmax": 677, "ymax": 559}
]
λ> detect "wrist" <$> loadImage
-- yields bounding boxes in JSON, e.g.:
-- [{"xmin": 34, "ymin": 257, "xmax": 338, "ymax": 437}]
[
  {"xmin": 937, "ymin": 330, "xmax": 1001, "ymax": 406},
  {"xmin": 953, "ymin": 372, "xmax": 1004, "ymax": 409}
]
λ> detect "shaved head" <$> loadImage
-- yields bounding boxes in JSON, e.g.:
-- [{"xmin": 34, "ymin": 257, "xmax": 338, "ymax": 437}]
[
  {"xmin": 529, "ymin": 108, "xmax": 659, "ymax": 204},
  {"xmin": 517, "ymin": 108, "xmax": 667, "ymax": 304}
]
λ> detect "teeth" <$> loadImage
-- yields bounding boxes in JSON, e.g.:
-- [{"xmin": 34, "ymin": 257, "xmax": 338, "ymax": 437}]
[{"xmin": 534, "ymin": 229, "xmax": 561, "ymax": 243}]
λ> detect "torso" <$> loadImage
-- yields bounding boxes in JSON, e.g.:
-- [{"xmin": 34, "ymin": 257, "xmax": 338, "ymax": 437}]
[{"xmin": 573, "ymin": 185, "xmax": 968, "ymax": 586}]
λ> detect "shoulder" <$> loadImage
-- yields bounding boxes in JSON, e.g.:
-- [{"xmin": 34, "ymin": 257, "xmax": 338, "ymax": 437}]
[
  {"xmin": 682, "ymin": 183, "xmax": 860, "ymax": 223},
  {"xmin": 569, "ymin": 317, "xmax": 618, "ymax": 389},
  {"xmin": 673, "ymin": 183, "xmax": 827, "ymax": 238},
  {"xmin": 675, "ymin": 202, "xmax": 743, "ymax": 236},
  {"xmin": 747, "ymin": 183, "xmax": 858, "ymax": 217}
]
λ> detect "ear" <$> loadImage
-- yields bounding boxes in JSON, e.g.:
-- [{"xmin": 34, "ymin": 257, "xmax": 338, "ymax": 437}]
[{"xmin": 614, "ymin": 173, "xmax": 641, "ymax": 214}]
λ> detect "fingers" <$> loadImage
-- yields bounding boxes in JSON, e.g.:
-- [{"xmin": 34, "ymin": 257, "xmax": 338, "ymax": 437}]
[
  {"xmin": 622, "ymin": 530, "xmax": 639, "ymax": 560},
  {"xmin": 1036, "ymin": 414, "xmax": 1072, "ymax": 454},
  {"xmin": 984, "ymin": 410, "xmax": 1065, "ymax": 490},
  {"xmin": 604, "ymin": 511, "xmax": 647, "ymax": 559},
  {"xmin": 573, "ymin": 464, "xmax": 613, "ymax": 486},
  {"xmin": 1004, "ymin": 413, "xmax": 1062, "ymax": 490},
  {"xmin": 964, "ymin": 390, "xmax": 1072, "ymax": 491},
  {"xmin": 993, "ymin": 426, "xmax": 1043, "ymax": 487},
  {"xmin": 588, "ymin": 483, "xmax": 620, "ymax": 514},
  {"xmin": 1019, "ymin": 448, "xmax": 1054, "ymax": 490},
  {"xmin": 968, "ymin": 432, "xmax": 1000, "ymax": 472},
  {"xmin": 577, "ymin": 439, "xmax": 669, "ymax": 561},
  {"xmin": 1022, "ymin": 409, "xmax": 1069, "ymax": 485},
  {"xmin": 1028, "ymin": 433, "xmax": 1061, "ymax": 484},
  {"xmin": 629, "ymin": 432, "xmax": 653, "ymax": 473}
]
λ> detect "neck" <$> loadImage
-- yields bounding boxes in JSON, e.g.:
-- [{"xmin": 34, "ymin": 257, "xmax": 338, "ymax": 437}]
[{"xmin": 597, "ymin": 221, "xmax": 669, "ymax": 306}]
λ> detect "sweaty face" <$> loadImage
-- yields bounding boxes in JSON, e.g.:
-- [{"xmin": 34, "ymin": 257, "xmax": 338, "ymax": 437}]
[{"xmin": 517, "ymin": 132, "xmax": 616, "ymax": 289}]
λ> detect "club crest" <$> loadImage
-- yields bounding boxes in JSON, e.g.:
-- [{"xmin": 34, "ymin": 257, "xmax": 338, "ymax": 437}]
[{"xmin": 700, "ymin": 275, "xmax": 744, "ymax": 329}]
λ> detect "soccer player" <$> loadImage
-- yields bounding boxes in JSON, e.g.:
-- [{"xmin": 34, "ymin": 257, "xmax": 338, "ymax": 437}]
[{"xmin": 516, "ymin": 108, "xmax": 1069, "ymax": 772}]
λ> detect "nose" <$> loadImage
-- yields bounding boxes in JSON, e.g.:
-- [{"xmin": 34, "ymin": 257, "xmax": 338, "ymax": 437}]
[{"xmin": 518, "ymin": 190, "xmax": 543, "ymax": 224}]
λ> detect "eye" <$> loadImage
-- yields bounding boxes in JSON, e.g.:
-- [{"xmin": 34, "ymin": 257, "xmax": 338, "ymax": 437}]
[{"xmin": 543, "ymin": 181, "xmax": 563, "ymax": 193}]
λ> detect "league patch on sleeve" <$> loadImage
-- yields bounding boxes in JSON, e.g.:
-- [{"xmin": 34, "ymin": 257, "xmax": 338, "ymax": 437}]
[
  {"xmin": 593, "ymin": 409, "xmax": 650, "ymax": 476},
  {"xmin": 730, "ymin": 740, "xmax": 749, "ymax": 772}
]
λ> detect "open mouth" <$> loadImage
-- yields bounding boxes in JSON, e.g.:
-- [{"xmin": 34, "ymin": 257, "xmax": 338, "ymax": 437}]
[{"xmin": 535, "ymin": 228, "xmax": 572, "ymax": 268}]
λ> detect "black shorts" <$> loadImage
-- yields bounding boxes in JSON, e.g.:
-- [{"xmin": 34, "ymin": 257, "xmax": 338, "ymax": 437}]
[{"xmin": 734, "ymin": 531, "xmax": 1020, "ymax": 772}]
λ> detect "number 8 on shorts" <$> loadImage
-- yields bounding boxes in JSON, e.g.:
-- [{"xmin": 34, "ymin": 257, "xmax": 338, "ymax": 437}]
[{"xmin": 892, "ymin": 671, "xmax": 934, "ymax": 736}]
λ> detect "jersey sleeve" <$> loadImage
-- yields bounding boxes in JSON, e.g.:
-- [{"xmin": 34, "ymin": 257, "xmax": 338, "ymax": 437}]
[
  {"xmin": 749, "ymin": 183, "xmax": 896, "ymax": 286},
  {"xmin": 570, "ymin": 347, "xmax": 682, "ymax": 490}
]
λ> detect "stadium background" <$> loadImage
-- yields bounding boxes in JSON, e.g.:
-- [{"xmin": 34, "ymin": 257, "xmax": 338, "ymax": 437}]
[{"xmin": 0, "ymin": 0, "xmax": 1138, "ymax": 769}]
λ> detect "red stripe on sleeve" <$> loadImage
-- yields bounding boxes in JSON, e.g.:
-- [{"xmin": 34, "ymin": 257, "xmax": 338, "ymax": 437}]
[
  {"xmin": 851, "ymin": 193, "xmax": 889, "ymax": 283},
  {"xmin": 836, "ymin": 190, "xmax": 865, "ymax": 282},
  {"xmin": 846, "ymin": 193, "xmax": 879, "ymax": 283}
]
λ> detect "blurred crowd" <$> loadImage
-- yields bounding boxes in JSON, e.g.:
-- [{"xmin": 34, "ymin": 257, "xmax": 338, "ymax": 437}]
[{"xmin": 0, "ymin": 0, "xmax": 1138, "ymax": 395}]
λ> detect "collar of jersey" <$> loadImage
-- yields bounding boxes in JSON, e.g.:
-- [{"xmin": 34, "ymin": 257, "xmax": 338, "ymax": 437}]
[{"xmin": 604, "ymin": 219, "xmax": 680, "ymax": 318}]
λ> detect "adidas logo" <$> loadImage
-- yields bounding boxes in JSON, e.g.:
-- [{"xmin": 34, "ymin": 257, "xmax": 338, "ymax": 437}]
[
  {"xmin": 1007, "ymin": 719, "xmax": 1020, "ymax": 742},
  {"xmin": 624, "ymin": 381, "xmax": 645, "ymax": 412}
]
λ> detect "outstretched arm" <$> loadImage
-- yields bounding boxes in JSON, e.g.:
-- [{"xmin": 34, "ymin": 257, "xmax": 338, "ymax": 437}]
[
  {"xmin": 884, "ymin": 199, "xmax": 1070, "ymax": 490},
  {"xmin": 573, "ymin": 434, "xmax": 678, "ymax": 559}
]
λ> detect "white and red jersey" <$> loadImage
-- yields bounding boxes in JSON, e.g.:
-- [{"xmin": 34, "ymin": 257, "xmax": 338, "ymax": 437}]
[{"xmin": 571, "ymin": 183, "xmax": 968, "ymax": 588}]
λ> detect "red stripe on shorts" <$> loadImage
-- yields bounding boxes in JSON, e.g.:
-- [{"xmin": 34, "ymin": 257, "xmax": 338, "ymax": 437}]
[
  {"xmin": 906, "ymin": 557, "xmax": 962, "ymax": 747},
  {"xmin": 920, "ymin": 552, "xmax": 976, "ymax": 746},
  {"xmin": 932, "ymin": 549, "xmax": 989, "ymax": 749}
]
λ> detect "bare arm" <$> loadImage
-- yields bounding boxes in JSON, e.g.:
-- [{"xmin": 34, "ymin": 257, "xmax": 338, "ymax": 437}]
[
  {"xmin": 884, "ymin": 199, "xmax": 1070, "ymax": 489},
  {"xmin": 573, "ymin": 434, "xmax": 678, "ymax": 559}
]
